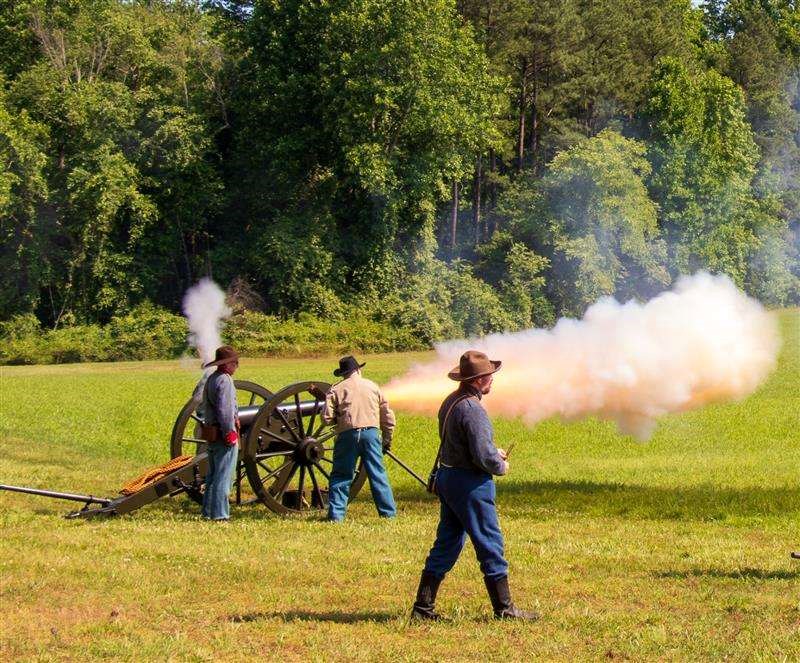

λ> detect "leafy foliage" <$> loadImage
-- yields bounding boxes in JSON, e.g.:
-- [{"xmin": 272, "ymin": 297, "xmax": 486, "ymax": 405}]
[
  {"xmin": 645, "ymin": 57, "xmax": 797, "ymax": 299},
  {"xmin": 2, "ymin": 0, "xmax": 800, "ymax": 362},
  {"xmin": 3, "ymin": 0, "xmax": 227, "ymax": 323},
  {"xmin": 498, "ymin": 130, "xmax": 669, "ymax": 315},
  {"xmin": 0, "ymin": 83, "xmax": 49, "ymax": 318},
  {"xmin": 232, "ymin": 0, "xmax": 505, "ymax": 305},
  {"xmin": 475, "ymin": 231, "xmax": 555, "ymax": 327}
]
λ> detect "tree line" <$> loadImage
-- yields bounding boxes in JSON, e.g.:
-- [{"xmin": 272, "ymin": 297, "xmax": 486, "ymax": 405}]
[{"xmin": 2, "ymin": 0, "xmax": 799, "ymax": 346}]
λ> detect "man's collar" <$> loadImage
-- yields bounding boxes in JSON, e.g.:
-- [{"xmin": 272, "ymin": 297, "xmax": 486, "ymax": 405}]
[{"xmin": 458, "ymin": 382, "xmax": 483, "ymax": 400}]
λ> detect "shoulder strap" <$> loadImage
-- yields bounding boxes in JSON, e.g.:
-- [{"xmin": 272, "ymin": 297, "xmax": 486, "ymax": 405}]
[{"xmin": 432, "ymin": 394, "xmax": 475, "ymax": 468}]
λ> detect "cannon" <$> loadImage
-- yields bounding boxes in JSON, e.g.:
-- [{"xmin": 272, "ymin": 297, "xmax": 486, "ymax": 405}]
[
  {"xmin": 170, "ymin": 379, "xmax": 370, "ymax": 516},
  {"xmin": 1, "ymin": 378, "xmax": 425, "ymax": 518}
]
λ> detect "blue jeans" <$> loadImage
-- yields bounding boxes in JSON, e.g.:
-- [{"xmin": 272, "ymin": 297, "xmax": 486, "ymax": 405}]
[
  {"xmin": 423, "ymin": 467, "xmax": 509, "ymax": 581},
  {"xmin": 328, "ymin": 427, "xmax": 396, "ymax": 521},
  {"xmin": 202, "ymin": 442, "xmax": 238, "ymax": 520}
]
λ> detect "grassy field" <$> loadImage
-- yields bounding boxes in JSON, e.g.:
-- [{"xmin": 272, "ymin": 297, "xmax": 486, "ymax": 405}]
[{"xmin": 1, "ymin": 312, "xmax": 800, "ymax": 661}]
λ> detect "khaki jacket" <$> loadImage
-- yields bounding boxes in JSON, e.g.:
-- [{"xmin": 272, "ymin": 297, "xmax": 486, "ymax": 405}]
[{"xmin": 322, "ymin": 373, "xmax": 396, "ymax": 442}]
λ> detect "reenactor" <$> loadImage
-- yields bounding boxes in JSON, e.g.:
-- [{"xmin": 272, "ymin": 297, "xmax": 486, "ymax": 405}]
[
  {"xmin": 411, "ymin": 350, "xmax": 538, "ymax": 621},
  {"xmin": 320, "ymin": 356, "xmax": 397, "ymax": 522},
  {"xmin": 199, "ymin": 345, "xmax": 240, "ymax": 521}
]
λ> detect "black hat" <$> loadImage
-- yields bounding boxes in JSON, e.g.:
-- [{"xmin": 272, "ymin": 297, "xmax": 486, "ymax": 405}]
[{"xmin": 334, "ymin": 355, "xmax": 365, "ymax": 377}]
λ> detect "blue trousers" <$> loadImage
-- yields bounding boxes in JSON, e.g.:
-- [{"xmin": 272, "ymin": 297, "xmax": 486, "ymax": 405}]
[
  {"xmin": 423, "ymin": 467, "xmax": 509, "ymax": 581},
  {"xmin": 328, "ymin": 427, "xmax": 396, "ymax": 521},
  {"xmin": 202, "ymin": 442, "xmax": 238, "ymax": 520}
]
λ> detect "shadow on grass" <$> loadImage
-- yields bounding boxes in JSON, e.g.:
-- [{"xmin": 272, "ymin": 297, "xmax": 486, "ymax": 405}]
[
  {"xmin": 166, "ymin": 498, "xmax": 323, "ymax": 521},
  {"xmin": 656, "ymin": 567, "xmax": 800, "ymax": 580},
  {"xmin": 158, "ymin": 479, "xmax": 800, "ymax": 523},
  {"xmin": 229, "ymin": 610, "xmax": 395, "ymax": 624},
  {"xmin": 395, "ymin": 480, "xmax": 800, "ymax": 521}
]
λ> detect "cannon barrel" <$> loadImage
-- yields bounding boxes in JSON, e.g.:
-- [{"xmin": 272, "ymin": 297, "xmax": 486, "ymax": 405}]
[{"xmin": 238, "ymin": 399, "xmax": 322, "ymax": 429}]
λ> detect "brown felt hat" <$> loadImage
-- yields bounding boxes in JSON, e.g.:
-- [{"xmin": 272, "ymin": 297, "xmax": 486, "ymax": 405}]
[
  {"xmin": 447, "ymin": 350, "xmax": 502, "ymax": 382},
  {"xmin": 202, "ymin": 345, "xmax": 239, "ymax": 369}
]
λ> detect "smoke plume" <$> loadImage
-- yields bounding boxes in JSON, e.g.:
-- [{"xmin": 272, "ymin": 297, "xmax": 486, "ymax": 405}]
[
  {"xmin": 383, "ymin": 272, "xmax": 780, "ymax": 439},
  {"xmin": 182, "ymin": 278, "xmax": 231, "ymax": 368}
]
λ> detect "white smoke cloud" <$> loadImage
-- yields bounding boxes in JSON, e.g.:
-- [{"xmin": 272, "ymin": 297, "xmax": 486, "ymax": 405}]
[
  {"xmin": 182, "ymin": 278, "xmax": 231, "ymax": 368},
  {"xmin": 384, "ymin": 272, "xmax": 780, "ymax": 439}
]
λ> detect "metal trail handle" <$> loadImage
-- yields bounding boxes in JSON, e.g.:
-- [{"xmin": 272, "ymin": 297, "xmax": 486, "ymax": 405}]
[
  {"xmin": 0, "ymin": 484, "xmax": 112, "ymax": 506},
  {"xmin": 384, "ymin": 450, "xmax": 428, "ymax": 488}
]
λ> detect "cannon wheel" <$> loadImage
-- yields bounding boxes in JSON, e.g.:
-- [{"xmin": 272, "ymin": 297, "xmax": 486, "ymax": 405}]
[
  {"xmin": 243, "ymin": 381, "xmax": 368, "ymax": 516},
  {"xmin": 170, "ymin": 379, "xmax": 273, "ymax": 503}
]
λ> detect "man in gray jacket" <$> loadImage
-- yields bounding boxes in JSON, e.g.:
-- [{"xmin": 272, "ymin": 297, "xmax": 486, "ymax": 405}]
[
  {"xmin": 200, "ymin": 345, "xmax": 240, "ymax": 521},
  {"xmin": 411, "ymin": 350, "xmax": 538, "ymax": 621}
]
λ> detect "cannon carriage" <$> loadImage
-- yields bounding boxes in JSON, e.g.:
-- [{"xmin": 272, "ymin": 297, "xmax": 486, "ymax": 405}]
[
  {"xmin": 170, "ymin": 379, "xmax": 368, "ymax": 516},
  {"xmin": 0, "ymin": 377, "xmax": 387, "ymax": 518}
]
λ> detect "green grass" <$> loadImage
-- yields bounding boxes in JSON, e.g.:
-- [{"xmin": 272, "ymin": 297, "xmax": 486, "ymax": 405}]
[{"xmin": 1, "ymin": 316, "xmax": 800, "ymax": 661}]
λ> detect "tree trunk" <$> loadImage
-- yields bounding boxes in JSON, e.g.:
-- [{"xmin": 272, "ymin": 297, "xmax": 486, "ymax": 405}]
[
  {"xmin": 204, "ymin": 233, "xmax": 213, "ymax": 278},
  {"xmin": 517, "ymin": 59, "xmax": 527, "ymax": 172},
  {"xmin": 450, "ymin": 179, "xmax": 459, "ymax": 252},
  {"xmin": 472, "ymin": 154, "xmax": 482, "ymax": 245},
  {"xmin": 489, "ymin": 149, "xmax": 497, "ymax": 236},
  {"xmin": 482, "ymin": 200, "xmax": 488, "ymax": 240},
  {"xmin": 530, "ymin": 65, "xmax": 540, "ymax": 174},
  {"xmin": 174, "ymin": 217, "xmax": 193, "ymax": 288}
]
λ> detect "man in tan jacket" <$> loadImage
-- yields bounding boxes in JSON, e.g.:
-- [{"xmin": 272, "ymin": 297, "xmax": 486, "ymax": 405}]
[{"xmin": 321, "ymin": 355, "xmax": 396, "ymax": 522}]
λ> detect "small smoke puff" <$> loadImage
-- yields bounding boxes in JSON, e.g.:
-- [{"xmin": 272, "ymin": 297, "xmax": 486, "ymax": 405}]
[
  {"xmin": 182, "ymin": 278, "xmax": 231, "ymax": 367},
  {"xmin": 383, "ymin": 272, "xmax": 780, "ymax": 439}
]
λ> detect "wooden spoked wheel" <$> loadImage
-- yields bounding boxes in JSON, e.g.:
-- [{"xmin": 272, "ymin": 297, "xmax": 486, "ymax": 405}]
[
  {"xmin": 170, "ymin": 379, "xmax": 273, "ymax": 503},
  {"xmin": 243, "ymin": 381, "xmax": 367, "ymax": 515}
]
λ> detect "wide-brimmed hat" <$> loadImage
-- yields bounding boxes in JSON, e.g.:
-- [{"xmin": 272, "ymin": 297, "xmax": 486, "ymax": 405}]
[
  {"xmin": 334, "ymin": 355, "xmax": 365, "ymax": 377},
  {"xmin": 203, "ymin": 345, "xmax": 239, "ymax": 369},
  {"xmin": 447, "ymin": 350, "xmax": 501, "ymax": 382}
]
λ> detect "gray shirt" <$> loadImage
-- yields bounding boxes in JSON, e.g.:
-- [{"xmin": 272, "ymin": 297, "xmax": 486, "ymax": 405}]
[
  {"xmin": 201, "ymin": 370, "xmax": 238, "ymax": 435},
  {"xmin": 438, "ymin": 385, "xmax": 506, "ymax": 476}
]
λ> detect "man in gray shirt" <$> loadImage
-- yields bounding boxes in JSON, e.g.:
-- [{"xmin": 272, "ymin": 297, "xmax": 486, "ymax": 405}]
[
  {"xmin": 200, "ymin": 345, "xmax": 240, "ymax": 521},
  {"xmin": 411, "ymin": 350, "xmax": 538, "ymax": 621}
]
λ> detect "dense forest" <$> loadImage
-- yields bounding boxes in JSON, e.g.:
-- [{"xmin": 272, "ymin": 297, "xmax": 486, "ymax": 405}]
[{"xmin": 2, "ymin": 0, "xmax": 800, "ymax": 356}]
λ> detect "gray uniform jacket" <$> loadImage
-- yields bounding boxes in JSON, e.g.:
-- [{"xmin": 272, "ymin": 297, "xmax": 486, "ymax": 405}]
[
  {"xmin": 201, "ymin": 370, "xmax": 238, "ymax": 435},
  {"xmin": 438, "ymin": 384, "xmax": 506, "ymax": 476}
]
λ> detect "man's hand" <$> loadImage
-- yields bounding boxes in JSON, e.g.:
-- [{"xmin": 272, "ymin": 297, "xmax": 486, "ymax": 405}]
[
  {"xmin": 382, "ymin": 439, "xmax": 392, "ymax": 454},
  {"xmin": 497, "ymin": 447, "xmax": 508, "ymax": 461},
  {"xmin": 308, "ymin": 384, "xmax": 327, "ymax": 400}
]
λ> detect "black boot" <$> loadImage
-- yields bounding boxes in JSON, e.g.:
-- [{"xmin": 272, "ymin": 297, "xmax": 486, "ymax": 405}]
[
  {"xmin": 484, "ymin": 575, "xmax": 540, "ymax": 621},
  {"xmin": 411, "ymin": 572, "xmax": 444, "ymax": 621}
]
